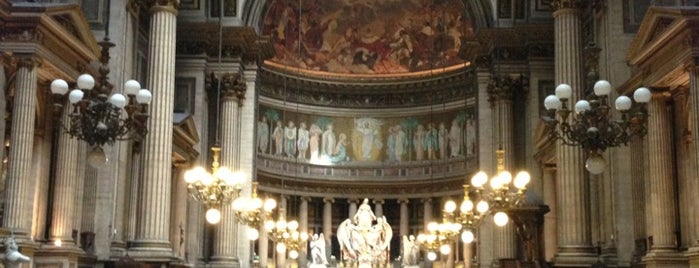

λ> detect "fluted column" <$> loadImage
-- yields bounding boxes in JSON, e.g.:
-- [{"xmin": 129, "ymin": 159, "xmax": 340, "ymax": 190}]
[
  {"xmin": 3, "ymin": 55, "xmax": 39, "ymax": 238},
  {"xmin": 688, "ymin": 65, "xmax": 699, "ymax": 265},
  {"xmin": 642, "ymin": 94, "xmax": 682, "ymax": 266},
  {"xmin": 398, "ymin": 199, "xmax": 409, "ymax": 237},
  {"xmin": 210, "ymin": 73, "xmax": 244, "ymax": 267},
  {"xmin": 551, "ymin": 1, "xmax": 596, "ymax": 265},
  {"xmin": 374, "ymin": 199, "xmax": 384, "ymax": 218},
  {"xmin": 131, "ymin": 0, "xmax": 177, "ymax": 256},
  {"xmin": 49, "ymin": 104, "xmax": 80, "ymax": 248},
  {"xmin": 423, "ymin": 198, "xmax": 432, "ymax": 232},
  {"xmin": 542, "ymin": 165, "xmax": 558, "ymax": 262},
  {"xmin": 299, "ymin": 196, "xmax": 310, "ymax": 267},
  {"xmin": 323, "ymin": 197, "xmax": 334, "ymax": 262}
]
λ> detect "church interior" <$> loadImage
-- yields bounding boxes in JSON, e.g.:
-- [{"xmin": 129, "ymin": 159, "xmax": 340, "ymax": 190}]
[{"xmin": 1, "ymin": 0, "xmax": 699, "ymax": 267}]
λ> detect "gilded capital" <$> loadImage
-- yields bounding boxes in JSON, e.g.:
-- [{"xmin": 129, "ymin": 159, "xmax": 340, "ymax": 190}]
[{"xmin": 551, "ymin": 0, "xmax": 582, "ymax": 11}]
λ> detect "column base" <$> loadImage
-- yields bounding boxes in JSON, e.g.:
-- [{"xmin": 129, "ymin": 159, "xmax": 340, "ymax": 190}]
[
  {"xmin": 642, "ymin": 250, "xmax": 687, "ymax": 268},
  {"xmin": 687, "ymin": 246, "xmax": 699, "ymax": 267},
  {"xmin": 553, "ymin": 251, "xmax": 599, "ymax": 267},
  {"xmin": 127, "ymin": 240, "xmax": 173, "ymax": 263},
  {"xmin": 34, "ymin": 245, "xmax": 85, "ymax": 268},
  {"xmin": 209, "ymin": 256, "xmax": 240, "ymax": 268}
]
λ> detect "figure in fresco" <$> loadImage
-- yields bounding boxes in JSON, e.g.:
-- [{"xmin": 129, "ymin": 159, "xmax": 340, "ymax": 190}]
[
  {"xmin": 309, "ymin": 123, "xmax": 322, "ymax": 161},
  {"xmin": 330, "ymin": 133, "xmax": 348, "ymax": 163},
  {"xmin": 322, "ymin": 124, "xmax": 336, "ymax": 158},
  {"xmin": 386, "ymin": 126, "xmax": 397, "ymax": 161},
  {"xmin": 297, "ymin": 122, "xmax": 309, "ymax": 159},
  {"xmin": 465, "ymin": 116, "xmax": 476, "ymax": 156},
  {"xmin": 449, "ymin": 119, "xmax": 462, "ymax": 157},
  {"xmin": 355, "ymin": 118, "xmax": 382, "ymax": 160},
  {"xmin": 395, "ymin": 125, "xmax": 407, "ymax": 161},
  {"xmin": 273, "ymin": 120, "xmax": 284, "ymax": 156},
  {"xmin": 438, "ymin": 122, "xmax": 448, "ymax": 160},
  {"xmin": 414, "ymin": 124, "xmax": 425, "ymax": 161},
  {"xmin": 284, "ymin": 120, "xmax": 297, "ymax": 158},
  {"xmin": 257, "ymin": 117, "xmax": 269, "ymax": 154},
  {"xmin": 425, "ymin": 123, "xmax": 438, "ymax": 160}
]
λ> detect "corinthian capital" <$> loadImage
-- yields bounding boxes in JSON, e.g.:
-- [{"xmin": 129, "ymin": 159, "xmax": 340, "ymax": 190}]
[
  {"xmin": 146, "ymin": 0, "xmax": 179, "ymax": 13},
  {"xmin": 551, "ymin": 0, "xmax": 582, "ymax": 11},
  {"xmin": 220, "ymin": 73, "xmax": 247, "ymax": 106}
]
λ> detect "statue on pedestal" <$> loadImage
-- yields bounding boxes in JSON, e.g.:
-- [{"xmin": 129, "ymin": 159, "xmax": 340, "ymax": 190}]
[
  {"xmin": 309, "ymin": 233, "xmax": 329, "ymax": 268},
  {"xmin": 401, "ymin": 235, "xmax": 420, "ymax": 267},
  {"xmin": 336, "ymin": 198, "xmax": 392, "ymax": 267}
]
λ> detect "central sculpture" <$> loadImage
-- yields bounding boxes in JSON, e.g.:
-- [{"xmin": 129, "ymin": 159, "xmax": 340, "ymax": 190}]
[{"xmin": 336, "ymin": 198, "xmax": 392, "ymax": 267}]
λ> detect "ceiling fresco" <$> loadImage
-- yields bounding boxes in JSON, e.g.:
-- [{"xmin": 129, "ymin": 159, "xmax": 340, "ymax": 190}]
[{"xmin": 261, "ymin": 0, "xmax": 474, "ymax": 76}]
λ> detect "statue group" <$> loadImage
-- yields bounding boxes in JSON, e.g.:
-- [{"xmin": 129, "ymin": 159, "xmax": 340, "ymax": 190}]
[{"xmin": 336, "ymin": 199, "xmax": 392, "ymax": 268}]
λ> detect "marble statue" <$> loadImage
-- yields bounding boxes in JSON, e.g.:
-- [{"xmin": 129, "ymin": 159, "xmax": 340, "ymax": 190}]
[
  {"xmin": 336, "ymin": 198, "xmax": 392, "ymax": 267},
  {"xmin": 309, "ymin": 233, "xmax": 329, "ymax": 267},
  {"xmin": 2, "ymin": 235, "xmax": 30, "ymax": 268},
  {"xmin": 401, "ymin": 235, "xmax": 420, "ymax": 267}
]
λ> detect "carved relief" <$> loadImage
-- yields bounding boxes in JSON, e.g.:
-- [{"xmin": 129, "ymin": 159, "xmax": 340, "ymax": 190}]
[{"xmin": 0, "ymin": 28, "xmax": 43, "ymax": 42}]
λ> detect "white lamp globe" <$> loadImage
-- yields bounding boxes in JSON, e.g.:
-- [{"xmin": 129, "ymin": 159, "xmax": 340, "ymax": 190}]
[
  {"xmin": 200, "ymin": 173, "xmax": 214, "ymax": 186},
  {"xmin": 109, "ymin": 93, "xmax": 127, "ymax": 108},
  {"xmin": 440, "ymin": 244, "xmax": 451, "ymax": 255},
  {"xmin": 555, "ymin": 84, "xmax": 572, "ymax": 99},
  {"xmin": 276, "ymin": 243, "xmax": 287, "ymax": 253},
  {"xmin": 50, "ymin": 79, "xmax": 69, "ymax": 95},
  {"xmin": 289, "ymin": 249, "xmax": 299, "ymax": 260},
  {"xmin": 494, "ymin": 211, "xmax": 509, "ymax": 226},
  {"xmin": 471, "ymin": 171, "xmax": 488, "ymax": 188},
  {"xmin": 460, "ymin": 199, "xmax": 474, "ymax": 213},
  {"xmin": 544, "ymin": 95, "xmax": 562, "ymax": 110},
  {"xmin": 206, "ymin": 208, "xmax": 221, "ymax": 224},
  {"xmin": 593, "ymin": 80, "xmax": 612, "ymax": 96},
  {"xmin": 124, "ymin": 80, "xmax": 141, "ymax": 96},
  {"xmin": 276, "ymin": 220, "xmax": 287, "ymax": 230},
  {"xmin": 68, "ymin": 89, "xmax": 84, "ymax": 104},
  {"xmin": 250, "ymin": 197, "xmax": 263, "ymax": 210},
  {"xmin": 513, "ymin": 171, "xmax": 531, "ymax": 189},
  {"xmin": 585, "ymin": 154, "xmax": 606, "ymax": 174},
  {"xmin": 489, "ymin": 175, "xmax": 503, "ymax": 190},
  {"xmin": 247, "ymin": 228, "xmax": 259, "ymax": 241},
  {"xmin": 476, "ymin": 200, "xmax": 489, "ymax": 213},
  {"xmin": 633, "ymin": 87, "xmax": 651, "ymax": 103},
  {"xmin": 461, "ymin": 230, "xmax": 475, "ymax": 243},
  {"xmin": 428, "ymin": 222, "xmax": 438, "ymax": 232},
  {"xmin": 264, "ymin": 198, "xmax": 277, "ymax": 211},
  {"xmin": 498, "ymin": 171, "xmax": 512, "ymax": 185},
  {"xmin": 615, "ymin": 96, "xmax": 632, "ymax": 111},
  {"xmin": 264, "ymin": 220, "xmax": 275, "ymax": 231},
  {"xmin": 288, "ymin": 220, "xmax": 299, "ymax": 231},
  {"xmin": 444, "ymin": 200, "xmax": 457, "ymax": 213},
  {"xmin": 184, "ymin": 167, "xmax": 204, "ymax": 183},
  {"xmin": 427, "ymin": 252, "xmax": 437, "ymax": 261},
  {"xmin": 87, "ymin": 147, "xmax": 107, "ymax": 167},
  {"xmin": 574, "ymin": 100, "xmax": 591, "ymax": 114},
  {"xmin": 136, "ymin": 89, "xmax": 152, "ymax": 104},
  {"xmin": 77, "ymin": 74, "xmax": 95, "ymax": 90}
]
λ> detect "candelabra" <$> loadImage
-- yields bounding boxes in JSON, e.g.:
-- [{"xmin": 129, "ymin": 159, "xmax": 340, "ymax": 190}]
[
  {"xmin": 184, "ymin": 146, "xmax": 245, "ymax": 224},
  {"xmin": 264, "ymin": 208, "xmax": 309, "ymax": 260},
  {"xmin": 443, "ymin": 184, "xmax": 490, "ymax": 244},
  {"xmin": 231, "ymin": 182, "xmax": 277, "ymax": 239},
  {"xmin": 50, "ymin": 38, "xmax": 151, "ymax": 165},
  {"xmin": 542, "ymin": 80, "xmax": 650, "ymax": 173},
  {"xmin": 417, "ymin": 220, "xmax": 461, "ymax": 261}
]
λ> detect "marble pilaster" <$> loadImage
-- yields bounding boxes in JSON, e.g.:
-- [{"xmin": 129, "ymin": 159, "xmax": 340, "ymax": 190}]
[
  {"xmin": 130, "ymin": 0, "xmax": 178, "ymax": 257},
  {"xmin": 3, "ymin": 55, "xmax": 39, "ymax": 238},
  {"xmin": 551, "ymin": 1, "xmax": 597, "ymax": 265}
]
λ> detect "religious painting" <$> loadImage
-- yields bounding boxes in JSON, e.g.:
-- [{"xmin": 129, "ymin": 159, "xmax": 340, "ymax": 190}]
[
  {"xmin": 261, "ymin": 0, "xmax": 475, "ymax": 75},
  {"xmin": 256, "ymin": 105, "xmax": 477, "ymax": 165}
]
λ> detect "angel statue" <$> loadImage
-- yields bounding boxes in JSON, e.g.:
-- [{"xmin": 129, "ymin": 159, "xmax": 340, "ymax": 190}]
[
  {"xmin": 336, "ymin": 198, "xmax": 393, "ymax": 267},
  {"xmin": 402, "ymin": 235, "xmax": 420, "ymax": 267},
  {"xmin": 3, "ymin": 235, "xmax": 31, "ymax": 268},
  {"xmin": 309, "ymin": 233, "xmax": 329, "ymax": 267}
]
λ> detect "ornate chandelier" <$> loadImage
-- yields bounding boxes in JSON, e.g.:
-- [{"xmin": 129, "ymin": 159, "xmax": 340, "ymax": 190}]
[
  {"xmin": 264, "ymin": 208, "xmax": 309, "ymax": 260},
  {"xmin": 542, "ymin": 80, "xmax": 650, "ymax": 173},
  {"xmin": 50, "ymin": 39, "xmax": 151, "ymax": 165},
  {"xmin": 184, "ymin": 146, "xmax": 245, "ymax": 224},
  {"xmin": 417, "ymin": 219, "xmax": 462, "ymax": 261},
  {"xmin": 232, "ymin": 182, "xmax": 277, "ymax": 239},
  {"xmin": 442, "ymin": 184, "xmax": 490, "ymax": 244}
]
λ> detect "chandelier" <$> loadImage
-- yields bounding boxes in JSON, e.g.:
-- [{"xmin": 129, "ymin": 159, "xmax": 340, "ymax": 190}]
[
  {"xmin": 442, "ymin": 184, "xmax": 490, "ymax": 245},
  {"xmin": 184, "ymin": 146, "xmax": 245, "ymax": 224},
  {"xmin": 417, "ymin": 219, "xmax": 462, "ymax": 261},
  {"xmin": 542, "ymin": 80, "xmax": 650, "ymax": 173},
  {"xmin": 232, "ymin": 182, "xmax": 277, "ymax": 239},
  {"xmin": 264, "ymin": 208, "xmax": 309, "ymax": 260},
  {"xmin": 50, "ymin": 38, "xmax": 151, "ymax": 165}
]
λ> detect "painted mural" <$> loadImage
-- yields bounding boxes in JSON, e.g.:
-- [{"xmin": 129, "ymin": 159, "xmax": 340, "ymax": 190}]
[
  {"xmin": 257, "ymin": 107, "xmax": 477, "ymax": 165},
  {"xmin": 261, "ymin": 0, "xmax": 474, "ymax": 75}
]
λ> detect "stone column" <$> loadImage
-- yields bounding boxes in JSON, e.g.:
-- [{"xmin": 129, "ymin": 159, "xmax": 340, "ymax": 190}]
[
  {"xmin": 259, "ymin": 218, "xmax": 269, "ymax": 268},
  {"xmin": 130, "ymin": 0, "xmax": 177, "ymax": 257},
  {"xmin": 688, "ymin": 64, "xmax": 699, "ymax": 266},
  {"xmin": 277, "ymin": 196, "xmax": 288, "ymax": 268},
  {"xmin": 4, "ymin": 55, "xmax": 39, "ymax": 238},
  {"xmin": 210, "ymin": 72, "xmax": 245, "ymax": 267},
  {"xmin": 170, "ymin": 165, "xmax": 188, "ymax": 259},
  {"xmin": 374, "ymin": 199, "xmax": 384, "ymax": 218},
  {"xmin": 642, "ymin": 94, "xmax": 682, "ymax": 267},
  {"xmin": 551, "ymin": 0, "xmax": 596, "ymax": 265},
  {"xmin": 323, "ymin": 197, "xmax": 334, "ymax": 262},
  {"xmin": 463, "ymin": 243, "xmax": 473, "ymax": 268},
  {"xmin": 399, "ymin": 199, "xmax": 409, "ymax": 237},
  {"xmin": 348, "ymin": 199, "xmax": 358, "ymax": 219},
  {"xmin": 237, "ymin": 67, "xmax": 258, "ymax": 265},
  {"xmin": 423, "ymin": 198, "xmax": 432, "ymax": 232},
  {"xmin": 48, "ymin": 104, "xmax": 80, "ymax": 248},
  {"xmin": 542, "ymin": 165, "xmax": 558, "ymax": 262},
  {"xmin": 299, "ymin": 196, "xmax": 310, "ymax": 267}
]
